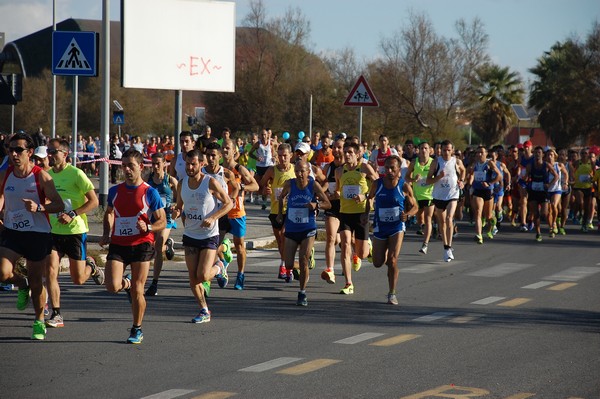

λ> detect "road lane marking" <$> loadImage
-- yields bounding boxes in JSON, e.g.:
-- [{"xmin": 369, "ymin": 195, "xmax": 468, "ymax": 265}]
[
  {"xmin": 370, "ymin": 334, "xmax": 421, "ymax": 346},
  {"xmin": 334, "ymin": 332, "xmax": 384, "ymax": 344},
  {"xmin": 544, "ymin": 266, "xmax": 600, "ymax": 281},
  {"xmin": 522, "ymin": 281, "xmax": 555, "ymax": 289},
  {"xmin": 449, "ymin": 314, "xmax": 484, "ymax": 324},
  {"xmin": 191, "ymin": 392, "xmax": 237, "ymax": 399},
  {"xmin": 468, "ymin": 262, "xmax": 535, "ymax": 277},
  {"xmin": 471, "ymin": 296, "xmax": 505, "ymax": 305},
  {"xmin": 239, "ymin": 357, "xmax": 302, "ymax": 372},
  {"xmin": 413, "ymin": 312, "xmax": 454, "ymax": 322},
  {"xmin": 498, "ymin": 298, "xmax": 531, "ymax": 307},
  {"xmin": 400, "ymin": 385, "xmax": 490, "ymax": 398},
  {"xmin": 503, "ymin": 394, "xmax": 536, "ymax": 399},
  {"xmin": 276, "ymin": 359, "xmax": 341, "ymax": 375},
  {"xmin": 402, "ymin": 261, "xmax": 464, "ymax": 273},
  {"xmin": 141, "ymin": 390, "xmax": 196, "ymax": 399},
  {"xmin": 547, "ymin": 282, "xmax": 578, "ymax": 291}
]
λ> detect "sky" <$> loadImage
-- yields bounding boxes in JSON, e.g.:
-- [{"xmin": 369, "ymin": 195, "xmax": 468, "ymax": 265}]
[{"xmin": 0, "ymin": 0, "xmax": 598, "ymax": 84}]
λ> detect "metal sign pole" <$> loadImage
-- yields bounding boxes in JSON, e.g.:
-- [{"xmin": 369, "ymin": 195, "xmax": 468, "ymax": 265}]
[
  {"xmin": 358, "ymin": 106, "xmax": 363, "ymax": 143},
  {"xmin": 71, "ymin": 76, "xmax": 78, "ymax": 166}
]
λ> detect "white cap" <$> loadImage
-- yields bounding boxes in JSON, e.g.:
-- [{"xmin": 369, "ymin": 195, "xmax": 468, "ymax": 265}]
[
  {"xmin": 295, "ymin": 142, "xmax": 311, "ymax": 154},
  {"xmin": 34, "ymin": 146, "xmax": 48, "ymax": 159}
]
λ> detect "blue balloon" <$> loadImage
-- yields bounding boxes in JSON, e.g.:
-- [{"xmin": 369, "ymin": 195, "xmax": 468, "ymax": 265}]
[
  {"xmin": 282, "ymin": 132, "xmax": 290, "ymax": 140},
  {"xmin": 298, "ymin": 131, "xmax": 305, "ymax": 140}
]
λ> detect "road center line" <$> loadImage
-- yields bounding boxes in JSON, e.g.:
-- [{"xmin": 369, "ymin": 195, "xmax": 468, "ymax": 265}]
[
  {"xmin": 276, "ymin": 359, "xmax": 341, "ymax": 375},
  {"xmin": 370, "ymin": 334, "xmax": 421, "ymax": 346},
  {"xmin": 547, "ymin": 282, "xmax": 578, "ymax": 291},
  {"xmin": 239, "ymin": 357, "xmax": 303, "ymax": 372},
  {"xmin": 334, "ymin": 332, "xmax": 385, "ymax": 344},
  {"xmin": 522, "ymin": 281, "xmax": 555, "ymax": 289},
  {"xmin": 471, "ymin": 296, "xmax": 505, "ymax": 305},
  {"xmin": 141, "ymin": 389, "xmax": 196, "ymax": 399},
  {"xmin": 413, "ymin": 312, "xmax": 454, "ymax": 322}
]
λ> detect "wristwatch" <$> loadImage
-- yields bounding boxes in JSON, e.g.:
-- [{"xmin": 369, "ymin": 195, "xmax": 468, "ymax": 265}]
[
  {"xmin": 36, "ymin": 204, "xmax": 43, "ymax": 212},
  {"xmin": 67, "ymin": 210, "xmax": 77, "ymax": 219}
]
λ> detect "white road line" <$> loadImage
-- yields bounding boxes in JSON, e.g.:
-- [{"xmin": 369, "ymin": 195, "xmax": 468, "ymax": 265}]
[
  {"xmin": 402, "ymin": 261, "xmax": 464, "ymax": 274},
  {"xmin": 141, "ymin": 389, "xmax": 196, "ymax": 399},
  {"xmin": 413, "ymin": 312, "xmax": 454, "ymax": 322},
  {"xmin": 522, "ymin": 281, "xmax": 555, "ymax": 289},
  {"xmin": 471, "ymin": 296, "xmax": 505, "ymax": 305},
  {"xmin": 334, "ymin": 332, "xmax": 385, "ymax": 344},
  {"xmin": 239, "ymin": 357, "xmax": 303, "ymax": 372},
  {"xmin": 543, "ymin": 267, "xmax": 600, "ymax": 282},
  {"xmin": 468, "ymin": 263, "xmax": 535, "ymax": 277}
]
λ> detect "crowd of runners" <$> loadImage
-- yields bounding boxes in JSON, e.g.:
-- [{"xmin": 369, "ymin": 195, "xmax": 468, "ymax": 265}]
[{"xmin": 0, "ymin": 128, "xmax": 598, "ymax": 344}]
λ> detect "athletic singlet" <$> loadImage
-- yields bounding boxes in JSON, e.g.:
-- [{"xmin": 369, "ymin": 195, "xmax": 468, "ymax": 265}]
[
  {"xmin": 412, "ymin": 158, "xmax": 433, "ymax": 200},
  {"xmin": 315, "ymin": 150, "xmax": 334, "ymax": 170},
  {"xmin": 108, "ymin": 182, "xmax": 162, "ymax": 246},
  {"xmin": 472, "ymin": 161, "xmax": 493, "ymax": 191},
  {"xmin": 339, "ymin": 164, "xmax": 369, "ymax": 214},
  {"xmin": 519, "ymin": 155, "xmax": 534, "ymax": 182},
  {"xmin": 181, "ymin": 175, "xmax": 219, "ymax": 240},
  {"xmin": 546, "ymin": 162, "xmax": 561, "ymax": 193},
  {"xmin": 174, "ymin": 153, "xmax": 186, "ymax": 180},
  {"xmin": 432, "ymin": 157, "xmax": 460, "ymax": 200},
  {"xmin": 49, "ymin": 163, "xmax": 95, "ymax": 235},
  {"xmin": 573, "ymin": 162, "xmax": 593, "ymax": 189},
  {"xmin": 270, "ymin": 164, "xmax": 295, "ymax": 215},
  {"xmin": 285, "ymin": 178, "xmax": 316, "ymax": 233},
  {"xmin": 147, "ymin": 172, "xmax": 173, "ymax": 223},
  {"xmin": 529, "ymin": 162, "xmax": 548, "ymax": 192},
  {"xmin": 228, "ymin": 165, "xmax": 246, "ymax": 219},
  {"xmin": 2, "ymin": 165, "xmax": 50, "ymax": 233},
  {"xmin": 256, "ymin": 141, "xmax": 274, "ymax": 168},
  {"xmin": 202, "ymin": 166, "xmax": 227, "ymax": 207},
  {"xmin": 373, "ymin": 178, "xmax": 406, "ymax": 235},
  {"xmin": 370, "ymin": 147, "xmax": 397, "ymax": 175},
  {"xmin": 326, "ymin": 160, "xmax": 341, "ymax": 196},
  {"xmin": 492, "ymin": 160, "xmax": 505, "ymax": 194}
]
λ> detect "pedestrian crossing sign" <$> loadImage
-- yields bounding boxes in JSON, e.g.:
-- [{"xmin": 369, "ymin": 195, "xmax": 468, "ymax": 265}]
[{"xmin": 52, "ymin": 31, "xmax": 98, "ymax": 77}]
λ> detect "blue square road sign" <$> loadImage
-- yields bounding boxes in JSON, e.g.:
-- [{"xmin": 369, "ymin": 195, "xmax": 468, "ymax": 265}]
[{"xmin": 52, "ymin": 31, "xmax": 98, "ymax": 77}]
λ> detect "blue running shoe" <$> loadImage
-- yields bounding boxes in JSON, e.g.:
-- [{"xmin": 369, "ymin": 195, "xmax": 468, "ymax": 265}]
[
  {"xmin": 192, "ymin": 309, "xmax": 211, "ymax": 324},
  {"xmin": 296, "ymin": 292, "xmax": 308, "ymax": 306},
  {"xmin": 127, "ymin": 327, "xmax": 143, "ymax": 344},
  {"xmin": 234, "ymin": 273, "xmax": 245, "ymax": 290},
  {"xmin": 124, "ymin": 274, "xmax": 132, "ymax": 303}
]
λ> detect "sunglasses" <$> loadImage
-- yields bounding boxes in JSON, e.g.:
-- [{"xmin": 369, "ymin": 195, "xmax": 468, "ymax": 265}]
[
  {"xmin": 47, "ymin": 148, "xmax": 66, "ymax": 155},
  {"xmin": 8, "ymin": 146, "xmax": 28, "ymax": 154}
]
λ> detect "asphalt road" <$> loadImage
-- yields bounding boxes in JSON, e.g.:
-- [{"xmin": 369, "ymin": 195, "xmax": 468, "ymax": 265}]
[{"xmin": 1, "ymin": 218, "xmax": 599, "ymax": 399}]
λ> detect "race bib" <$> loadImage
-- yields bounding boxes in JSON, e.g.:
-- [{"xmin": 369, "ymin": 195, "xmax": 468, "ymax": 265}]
[
  {"xmin": 378, "ymin": 165, "xmax": 386, "ymax": 175},
  {"xmin": 7, "ymin": 210, "xmax": 35, "ymax": 231},
  {"xmin": 579, "ymin": 174, "xmax": 591, "ymax": 183},
  {"xmin": 275, "ymin": 187, "xmax": 284, "ymax": 200},
  {"xmin": 474, "ymin": 171, "xmax": 486, "ymax": 182},
  {"xmin": 114, "ymin": 216, "xmax": 139, "ymax": 236},
  {"xmin": 379, "ymin": 207, "xmax": 400, "ymax": 223},
  {"xmin": 343, "ymin": 185, "xmax": 360, "ymax": 199},
  {"xmin": 520, "ymin": 168, "xmax": 527, "ymax": 178},
  {"xmin": 288, "ymin": 207, "xmax": 309, "ymax": 224},
  {"xmin": 185, "ymin": 206, "xmax": 203, "ymax": 222},
  {"xmin": 327, "ymin": 181, "xmax": 337, "ymax": 194},
  {"xmin": 419, "ymin": 177, "xmax": 428, "ymax": 187},
  {"xmin": 160, "ymin": 195, "xmax": 167, "ymax": 207},
  {"xmin": 531, "ymin": 181, "xmax": 544, "ymax": 191}
]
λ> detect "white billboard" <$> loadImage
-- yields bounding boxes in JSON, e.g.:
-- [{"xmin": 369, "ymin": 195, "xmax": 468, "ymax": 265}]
[{"xmin": 122, "ymin": 0, "xmax": 235, "ymax": 92}]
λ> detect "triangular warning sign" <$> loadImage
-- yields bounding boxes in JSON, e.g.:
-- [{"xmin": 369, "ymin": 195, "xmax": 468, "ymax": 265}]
[
  {"xmin": 115, "ymin": 116, "xmax": 123, "ymax": 123},
  {"xmin": 55, "ymin": 38, "xmax": 91, "ymax": 71},
  {"xmin": 344, "ymin": 75, "xmax": 379, "ymax": 107}
]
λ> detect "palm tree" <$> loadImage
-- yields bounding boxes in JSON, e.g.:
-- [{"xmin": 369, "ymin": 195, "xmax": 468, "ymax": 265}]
[{"xmin": 470, "ymin": 64, "xmax": 525, "ymax": 146}]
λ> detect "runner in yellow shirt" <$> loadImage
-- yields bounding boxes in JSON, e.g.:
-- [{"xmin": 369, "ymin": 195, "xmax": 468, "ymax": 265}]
[{"xmin": 45, "ymin": 138, "xmax": 101, "ymax": 328}]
